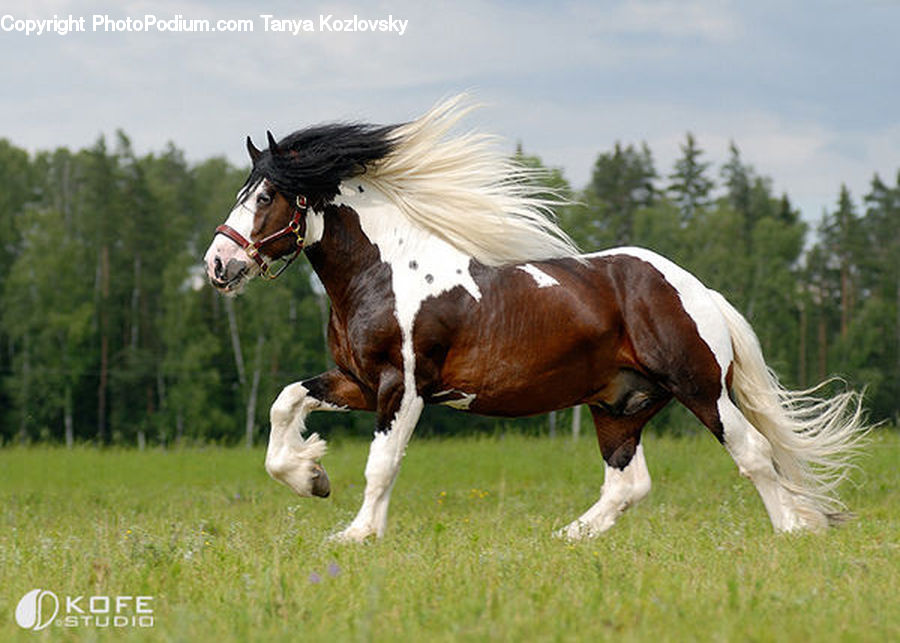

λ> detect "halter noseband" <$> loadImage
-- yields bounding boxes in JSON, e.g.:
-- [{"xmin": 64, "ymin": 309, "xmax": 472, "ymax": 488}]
[{"xmin": 215, "ymin": 195, "xmax": 308, "ymax": 280}]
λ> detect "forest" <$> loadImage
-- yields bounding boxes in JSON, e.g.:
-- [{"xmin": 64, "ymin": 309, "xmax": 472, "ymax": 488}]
[{"xmin": 0, "ymin": 131, "xmax": 897, "ymax": 446}]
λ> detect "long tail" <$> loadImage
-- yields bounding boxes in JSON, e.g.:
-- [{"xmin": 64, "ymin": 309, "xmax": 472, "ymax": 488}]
[{"xmin": 709, "ymin": 290, "xmax": 871, "ymax": 526}]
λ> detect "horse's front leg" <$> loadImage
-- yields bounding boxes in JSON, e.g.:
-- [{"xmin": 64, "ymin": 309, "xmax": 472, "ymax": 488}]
[
  {"xmin": 333, "ymin": 367, "xmax": 424, "ymax": 542},
  {"xmin": 265, "ymin": 369, "xmax": 373, "ymax": 497}
]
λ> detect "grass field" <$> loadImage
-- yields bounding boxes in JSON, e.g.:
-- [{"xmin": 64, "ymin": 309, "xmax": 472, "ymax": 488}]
[{"xmin": 1, "ymin": 431, "xmax": 897, "ymax": 642}]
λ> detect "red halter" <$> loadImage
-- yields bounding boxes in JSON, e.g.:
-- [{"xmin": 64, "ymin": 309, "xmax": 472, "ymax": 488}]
[{"xmin": 215, "ymin": 195, "xmax": 308, "ymax": 280}]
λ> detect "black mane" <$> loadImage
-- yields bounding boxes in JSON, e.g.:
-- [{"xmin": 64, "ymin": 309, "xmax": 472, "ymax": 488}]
[{"xmin": 243, "ymin": 122, "xmax": 399, "ymax": 208}]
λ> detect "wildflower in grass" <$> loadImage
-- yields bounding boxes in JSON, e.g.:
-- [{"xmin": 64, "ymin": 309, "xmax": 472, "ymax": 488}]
[
  {"xmin": 309, "ymin": 572, "xmax": 322, "ymax": 584},
  {"xmin": 327, "ymin": 562, "xmax": 340, "ymax": 577}
]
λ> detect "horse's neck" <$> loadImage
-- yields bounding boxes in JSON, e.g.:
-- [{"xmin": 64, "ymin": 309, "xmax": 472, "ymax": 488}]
[
  {"xmin": 305, "ymin": 181, "xmax": 482, "ymax": 320},
  {"xmin": 303, "ymin": 203, "xmax": 383, "ymax": 311}
]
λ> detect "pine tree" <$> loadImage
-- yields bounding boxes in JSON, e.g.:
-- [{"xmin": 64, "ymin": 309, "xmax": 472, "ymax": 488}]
[
  {"xmin": 668, "ymin": 132, "xmax": 713, "ymax": 224},
  {"xmin": 721, "ymin": 141, "xmax": 751, "ymax": 221},
  {"xmin": 582, "ymin": 142, "xmax": 656, "ymax": 246},
  {"xmin": 823, "ymin": 185, "xmax": 861, "ymax": 339}
]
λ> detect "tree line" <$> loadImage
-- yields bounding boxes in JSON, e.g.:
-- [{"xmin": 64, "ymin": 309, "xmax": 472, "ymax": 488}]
[{"xmin": 0, "ymin": 132, "xmax": 896, "ymax": 446}]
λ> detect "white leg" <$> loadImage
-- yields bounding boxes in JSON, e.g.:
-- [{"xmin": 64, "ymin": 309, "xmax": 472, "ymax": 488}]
[
  {"xmin": 265, "ymin": 382, "xmax": 342, "ymax": 496},
  {"xmin": 332, "ymin": 394, "xmax": 424, "ymax": 542},
  {"xmin": 558, "ymin": 444, "xmax": 653, "ymax": 540},
  {"xmin": 717, "ymin": 395, "xmax": 820, "ymax": 531}
]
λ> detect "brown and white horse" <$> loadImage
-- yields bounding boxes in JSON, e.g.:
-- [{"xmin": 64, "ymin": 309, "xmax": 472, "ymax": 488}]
[{"xmin": 204, "ymin": 97, "xmax": 868, "ymax": 542}]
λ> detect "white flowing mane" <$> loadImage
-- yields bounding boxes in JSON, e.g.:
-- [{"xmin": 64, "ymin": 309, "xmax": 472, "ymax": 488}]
[{"xmin": 365, "ymin": 96, "xmax": 580, "ymax": 266}]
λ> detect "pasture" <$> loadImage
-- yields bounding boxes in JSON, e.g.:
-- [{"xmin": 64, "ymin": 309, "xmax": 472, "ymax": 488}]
[{"xmin": 1, "ymin": 431, "xmax": 897, "ymax": 641}]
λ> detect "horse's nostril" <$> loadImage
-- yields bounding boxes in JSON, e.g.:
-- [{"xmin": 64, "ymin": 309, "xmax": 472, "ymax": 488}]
[
  {"xmin": 226, "ymin": 259, "xmax": 248, "ymax": 280},
  {"xmin": 214, "ymin": 256, "xmax": 224, "ymax": 280}
]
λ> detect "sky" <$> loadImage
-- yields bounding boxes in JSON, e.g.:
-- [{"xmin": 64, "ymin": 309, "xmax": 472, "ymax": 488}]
[{"xmin": 1, "ymin": 0, "xmax": 898, "ymax": 226}]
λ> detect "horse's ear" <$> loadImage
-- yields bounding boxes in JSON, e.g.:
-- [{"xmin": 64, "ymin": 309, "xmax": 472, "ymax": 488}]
[
  {"xmin": 246, "ymin": 136, "xmax": 262, "ymax": 162},
  {"xmin": 266, "ymin": 130, "xmax": 281, "ymax": 155}
]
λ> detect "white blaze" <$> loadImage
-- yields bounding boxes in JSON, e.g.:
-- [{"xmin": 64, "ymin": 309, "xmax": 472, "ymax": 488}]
[{"xmin": 203, "ymin": 182, "xmax": 265, "ymax": 281}]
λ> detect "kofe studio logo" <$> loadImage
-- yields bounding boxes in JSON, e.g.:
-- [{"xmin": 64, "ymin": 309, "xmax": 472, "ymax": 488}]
[
  {"xmin": 15, "ymin": 589, "xmax": 57, "ymax": 631},
  {"xmin": 15, "ymin": 588, "xmax": 154, "ymax": 630}
]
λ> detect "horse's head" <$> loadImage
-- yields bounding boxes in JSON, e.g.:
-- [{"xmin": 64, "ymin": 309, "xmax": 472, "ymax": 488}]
[
  {"xmin": 204, "ymin": 133, "xmax": 311, "ymax": 294},
  {"xmin": 205, "ymin": 122, "xmax": 398, "ymax": 293}
]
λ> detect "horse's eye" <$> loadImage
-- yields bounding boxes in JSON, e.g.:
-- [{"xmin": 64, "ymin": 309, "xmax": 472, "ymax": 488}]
[{"xmin": 257, "ymin": 192, "xmax": 273, "ymax": 206}]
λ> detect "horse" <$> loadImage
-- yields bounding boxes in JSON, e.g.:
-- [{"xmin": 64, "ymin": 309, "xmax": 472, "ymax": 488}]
[{"xmin": 203, "ymin": 96, "xmax": 869, "ymax": 542}]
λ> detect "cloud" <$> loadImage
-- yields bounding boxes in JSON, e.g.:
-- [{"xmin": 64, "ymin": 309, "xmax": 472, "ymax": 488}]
[{"xmin": 604, "ymin": 0, "xmax": 739, "ymax": 43}]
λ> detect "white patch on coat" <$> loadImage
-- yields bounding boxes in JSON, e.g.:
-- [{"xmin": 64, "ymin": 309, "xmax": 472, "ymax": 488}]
[
  {"xmin": 434, "ymin": 389, "xmax": 477, "ymax": 410},
  {"xmin": 304, "ymin": 208, "xmax": 325, "ymax": 246},
  {"xmin": 517, "ymin": 263, "xmax": 560, "ymax": 288},
  {"xmin": 589, "ymin": 247, "xmax": 733, "ymax": 380},
  {"xmin": 339, "ymin": 181, "xmax": 482, "ymax": 307}
]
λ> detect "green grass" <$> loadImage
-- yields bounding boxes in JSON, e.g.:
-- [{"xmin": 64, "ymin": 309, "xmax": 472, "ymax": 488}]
[{"xmin": 1, "ymin": 432, "xmax": 898, "ymax": 642}]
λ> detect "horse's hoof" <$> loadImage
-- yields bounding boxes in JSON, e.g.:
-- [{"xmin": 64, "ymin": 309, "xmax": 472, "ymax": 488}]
[
  {"xmin": 555, "ymin": 521, "xmax": 592, "ymax": 541},
  {"xmin": 311, "ymin": 463, "xmax": 331, "ymax": 498},
  {"xmin": 328, "ymin": 524, "xmax": 375, "ymax": 543}
]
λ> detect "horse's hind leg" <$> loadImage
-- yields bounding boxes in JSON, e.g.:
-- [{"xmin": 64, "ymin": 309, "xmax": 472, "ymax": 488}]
[
  {"xmin": 559, "ymin": 374, "xmax": 670, "ymax": 540},
  {"xmin": 632, "ymin": 343, "xmax": 816, "ymax": 531},
  {"xmin": 680, "ymin": 391, "xmax": 816, "ymax": 532}
]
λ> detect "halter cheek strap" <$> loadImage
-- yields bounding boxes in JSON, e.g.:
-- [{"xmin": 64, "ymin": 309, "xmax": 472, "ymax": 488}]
[{"xmin": 215, "ymin": 195, "xmax": 308, "ymax": 280}]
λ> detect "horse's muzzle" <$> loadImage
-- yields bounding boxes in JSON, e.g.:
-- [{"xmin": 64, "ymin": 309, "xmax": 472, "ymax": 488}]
[
  {"xmin": 208, "ymin": 256, "xmax": 249, "ymax": 292},
  {"xmin": 311, "ymin": 463, "xmax": 331, "ymax": 498}
]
